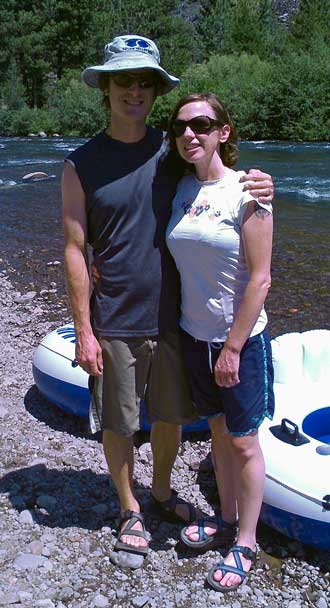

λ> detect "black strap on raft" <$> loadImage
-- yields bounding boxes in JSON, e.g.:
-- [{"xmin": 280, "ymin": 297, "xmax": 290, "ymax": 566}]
[
  {"xmin": 322, "ymin": 495, "xmax": 330, "ymax": 511},
  {"xmin": 270, "ymin": 418, "xmax": 310, "ymax": 446}
]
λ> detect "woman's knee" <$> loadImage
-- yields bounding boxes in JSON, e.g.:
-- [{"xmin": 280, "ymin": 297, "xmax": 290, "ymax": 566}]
[{"xmin": 230, "ymin": 432, "xmax": 261, "ymax": 461}]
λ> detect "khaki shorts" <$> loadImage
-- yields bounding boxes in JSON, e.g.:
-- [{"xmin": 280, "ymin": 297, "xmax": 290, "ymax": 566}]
[{"xmin": 90, "ymin": 331, "xmax": 197, "ymax": 436}]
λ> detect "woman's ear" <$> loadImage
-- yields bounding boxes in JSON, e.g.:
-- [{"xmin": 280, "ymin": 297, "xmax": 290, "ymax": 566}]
[{"xmin": 219, "ymin": 124, "xmax": 231, "ymax": 143}]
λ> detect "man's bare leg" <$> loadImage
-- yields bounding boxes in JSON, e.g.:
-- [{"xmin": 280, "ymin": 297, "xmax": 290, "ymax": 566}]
[
  {"xmin": 103, "ymin": 429, "xmax": 147, "ymax": 551},
  {"xmin": 150, "ymin": 421, "xmax": 181, "ymax": 501},
  {"xmin": 151, "ymin": 421, "xmax": 199, "ymax": 521}
]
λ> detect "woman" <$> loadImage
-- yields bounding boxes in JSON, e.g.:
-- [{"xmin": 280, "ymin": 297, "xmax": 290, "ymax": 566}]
[{"xmin": 166, "ymin": 93, "xmax": 274, "ymax": 593}]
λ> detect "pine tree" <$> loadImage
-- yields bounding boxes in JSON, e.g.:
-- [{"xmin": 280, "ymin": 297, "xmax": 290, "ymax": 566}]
[{"xmin": 290, "ymin": 0, "xmax": 330, "ymax": 50}]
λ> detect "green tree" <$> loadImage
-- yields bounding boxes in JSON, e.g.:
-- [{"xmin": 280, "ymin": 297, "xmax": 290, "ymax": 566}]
[
  {"xmin": 289, "ymin": 0, "xmax": 330, "ymax": 51},
  {"xmin": 155, "ymin": 16, "xmax": 202, "ymax": 76},
  {"xmin": 0, "ymin": 59, "xmax": 26, "ymax": 110}
]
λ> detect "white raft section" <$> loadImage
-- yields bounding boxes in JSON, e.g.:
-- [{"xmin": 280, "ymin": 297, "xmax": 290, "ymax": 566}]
[
  {"xmin": 32, "ymin": 325, "xmax": 330, "ymax": 549},
  {"xmin": 260, "ymin": 329, "xmax": 330, "ymax": 550}
]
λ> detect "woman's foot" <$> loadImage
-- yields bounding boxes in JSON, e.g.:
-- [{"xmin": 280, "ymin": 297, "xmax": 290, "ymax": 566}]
[{"xmin": 207, "ymin": 544, "xmax": 257, "ymax": 592}]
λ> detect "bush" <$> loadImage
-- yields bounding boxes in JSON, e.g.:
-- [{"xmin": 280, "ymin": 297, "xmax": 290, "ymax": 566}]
[{"xmin": 51, "ymin": 71, "xmax": 106, "ymax": 137}]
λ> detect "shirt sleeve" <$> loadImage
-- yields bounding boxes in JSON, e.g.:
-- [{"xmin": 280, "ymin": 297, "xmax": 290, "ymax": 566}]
[{"xmin": 236, "ymin": 188, "xmax": 273, "ymax": 226}]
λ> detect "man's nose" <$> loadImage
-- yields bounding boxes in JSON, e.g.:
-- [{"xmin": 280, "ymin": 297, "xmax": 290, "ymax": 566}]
[{"xmin": 127, "ymin": 81, "xmax": 141, "ymax": 92}]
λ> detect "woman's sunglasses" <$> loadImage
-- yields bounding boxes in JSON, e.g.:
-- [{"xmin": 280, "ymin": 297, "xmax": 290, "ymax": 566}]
[
  {"xmin": 112, "ymin": 72, "xmax": 157, "ymax": 89},
  {"xmin": 171, "ymin": 116, "xmax": 221, "ymax": 137}
]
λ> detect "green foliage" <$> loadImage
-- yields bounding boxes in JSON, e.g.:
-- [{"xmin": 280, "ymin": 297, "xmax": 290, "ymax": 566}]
[
  {"xmin": 269, "ymin": 48, "xmax": 330, "ymax": 140},
  {"xmin": 196, "ymin": 0, "xmax": 287, "ymax": 58},
  {"xmin": 155, "ymin": 16, "xmax": 202, "ymax": 76},
  {"xmin": 0, "ymin": 107, "xmax": 58, "ymax": 136},
  {"xmin": 50, "ymin": 71, "xmax": 106, "ymax": 137},
  {"xmin": 289, "ymin": 0, "xmax": 330, "ymax": 51},
  {"xmin": 149, "ymin": 89, "xmax": 181, "ymax": 130},
  {"xmin": 0, "ymin": 0, "xmax": 329, "ymax": 139},
  {"xmin": 0, "ymin": 60, "xmax": 26, "ymax": 110}
]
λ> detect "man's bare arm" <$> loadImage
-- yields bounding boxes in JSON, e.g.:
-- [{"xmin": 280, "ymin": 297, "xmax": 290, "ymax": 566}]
[{"xmin": 62, "ymin": 161, "xmax": 103, "ymax": 376}]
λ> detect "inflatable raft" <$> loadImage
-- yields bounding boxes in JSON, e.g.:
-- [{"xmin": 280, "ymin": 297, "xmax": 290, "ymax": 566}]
[
  {"xmin": 32, "ymin": 325, "xmax": 330, "ymax": 549},
  {"xmin": 260, "ymin": 329, "xmax": 330, "ymax": 550},
  {"xmin": 32, "ymin": 323, "xmax": 209, "ymax": 433}
]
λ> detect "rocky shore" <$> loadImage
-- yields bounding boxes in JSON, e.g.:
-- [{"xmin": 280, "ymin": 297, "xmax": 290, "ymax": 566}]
[{"xmin": 0, "ymin": 269, "xmax": 329, "ymax": 608}]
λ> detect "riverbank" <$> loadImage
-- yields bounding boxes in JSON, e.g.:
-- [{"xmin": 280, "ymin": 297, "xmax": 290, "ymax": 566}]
[{"xmin": 0, "ymin": 270, "xmax": 329, "ymax": 607}]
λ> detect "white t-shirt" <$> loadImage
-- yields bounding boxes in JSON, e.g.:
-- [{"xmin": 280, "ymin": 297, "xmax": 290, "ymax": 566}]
[{"xmin": 166, "ymin": 170, "xmax": 272, "ymax": 342}]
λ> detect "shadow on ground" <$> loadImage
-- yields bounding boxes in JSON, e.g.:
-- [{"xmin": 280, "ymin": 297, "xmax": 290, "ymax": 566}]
[{"xmin": 24, "ymin": 385, "xmax": 100, "ymax": 441}]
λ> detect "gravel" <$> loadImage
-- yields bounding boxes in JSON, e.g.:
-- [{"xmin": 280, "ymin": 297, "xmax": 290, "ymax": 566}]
[{"xmin": 0, "ymin": 269, "xmax": 329, "ymax": 608}]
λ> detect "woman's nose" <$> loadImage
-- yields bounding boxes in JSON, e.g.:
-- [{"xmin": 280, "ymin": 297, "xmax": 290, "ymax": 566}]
[{"xmin": 183, "ymin": 126, "xmax": 195, "ymax": 138}]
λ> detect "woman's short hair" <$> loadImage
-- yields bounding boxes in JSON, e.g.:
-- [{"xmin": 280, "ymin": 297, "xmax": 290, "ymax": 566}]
[{"xmin": 168, "ymin": 92, "xmax": 239, "ymax": 168}]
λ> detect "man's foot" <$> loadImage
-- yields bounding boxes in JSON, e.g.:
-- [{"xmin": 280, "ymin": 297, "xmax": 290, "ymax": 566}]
[
  {"xmin": 110, "ymin": 510, "xmax": 149, "ymax": 570},
  {"xmin": 181, "ymin": 515, "xmax": 237, "ymax": 550},
  {"xmin": 150, "ymin": 489, "xmax": 201, "ymax": 524},
  {"xmin": 207, "ymin": 544, "xmax": 257, "ymax": 592}
]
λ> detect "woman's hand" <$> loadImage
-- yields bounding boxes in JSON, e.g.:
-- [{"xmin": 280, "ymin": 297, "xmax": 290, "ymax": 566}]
[{"xmin": 214, "ymin": 345, "xmax": 240, "ymax": 388}]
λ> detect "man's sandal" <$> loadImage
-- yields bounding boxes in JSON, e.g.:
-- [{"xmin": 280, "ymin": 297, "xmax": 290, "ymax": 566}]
[
  {"xmin": 206, "ymin": 544, "xmax": 257, "ymax": 593},
  {"xmin": 180, "ymin": 514, "xmax": 238, "ymax": 550},
  {"xmin": 150, "ymin": 489, "xmax": 198, "ymax": 524},
  {"xmin": 113, "ymin": 510, "xmax": 149, "ymax": 557}
]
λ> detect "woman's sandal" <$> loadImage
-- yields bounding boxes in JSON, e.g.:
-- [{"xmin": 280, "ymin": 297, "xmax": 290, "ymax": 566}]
[
  {"xmin": 150, "ymin": 489, "xmax": 198, "ymax": 524},
  {"xmin": 113, "ymin": 510, "xmax": 149, "ymax": 557},
  {"xmin": 206, "ymin": 544, "xmax": 257, "ymax": 593},
  {"xmin": 180, "ymin": 514, "xmax": 238, "ymax": 550}
]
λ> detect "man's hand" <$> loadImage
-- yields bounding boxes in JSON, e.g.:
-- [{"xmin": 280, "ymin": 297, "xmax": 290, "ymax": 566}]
[
  {"xmin": 91, "ymin": 263, "xmax": 101, "ymax": 287},
  {"xmin": 75, "ymin": 330, "xmax": 103, "ymax": 376},
  {"xmin": 240, "ymin": 169, "xmax": 274, "ymax": 204}
]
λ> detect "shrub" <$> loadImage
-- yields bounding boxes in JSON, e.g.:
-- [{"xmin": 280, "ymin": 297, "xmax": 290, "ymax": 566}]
[{"xmin": 51, "ymin": 71, "xmax": 106, "ymax": 136}]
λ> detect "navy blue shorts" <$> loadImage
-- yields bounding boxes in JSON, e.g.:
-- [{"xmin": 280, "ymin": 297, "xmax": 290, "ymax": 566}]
[{"xmin": 181, "ymin": 328, "xmax": 275, "ymax": 436}]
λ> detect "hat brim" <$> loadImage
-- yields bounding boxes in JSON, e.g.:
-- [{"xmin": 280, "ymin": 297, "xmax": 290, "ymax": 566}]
[{"xmin": 82, "ymin": 52, "xmax": 179, "ymax": 95}]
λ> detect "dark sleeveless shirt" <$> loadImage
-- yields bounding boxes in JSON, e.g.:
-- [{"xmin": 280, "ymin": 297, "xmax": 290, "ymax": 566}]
[{"xmin": 67, "ymin": 127, "xmax": 183, "ymax": 337}]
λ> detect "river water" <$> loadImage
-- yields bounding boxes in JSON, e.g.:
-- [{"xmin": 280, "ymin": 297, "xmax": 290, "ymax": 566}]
[{"xmin": 0, "ymin": 136, "xmax": 329, "ymax": 337}]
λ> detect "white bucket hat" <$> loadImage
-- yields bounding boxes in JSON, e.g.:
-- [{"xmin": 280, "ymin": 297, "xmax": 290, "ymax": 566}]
[{"xmin": 82, "ymin": 35, "xmax": 179, "ymax": 95}]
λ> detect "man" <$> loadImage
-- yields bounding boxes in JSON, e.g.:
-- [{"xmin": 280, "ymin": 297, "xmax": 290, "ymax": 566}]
[{"xmin": 62, "ymin": 34, "xmax": 274, "ymax": 569}]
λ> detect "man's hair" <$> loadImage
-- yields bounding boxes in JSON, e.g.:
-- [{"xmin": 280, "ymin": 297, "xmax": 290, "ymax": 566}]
[
  {"xmin": 167, "ymin": 92, "xmax": 239, "ymax": 168},
  {"xmin": 99, "ymin": 73, "xmax": 111, "ymax": 109}
]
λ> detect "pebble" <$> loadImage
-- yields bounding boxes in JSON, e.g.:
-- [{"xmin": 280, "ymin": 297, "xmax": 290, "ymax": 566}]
[
  {"xmin": 18, "ymin": 510, "xmax": 35, "ymax": 525},
  {"xmin": 93, "ymin": 595, "xmax": 109, "ymax": 607},
  {"xmin": 0, "ymin": 593, "xmax": 20, "ymax": 605},
  {"xmin": 132, "ymin": 595, "xmax": 150, "ymax": 608},
  {"xmin": 13, "ymin": 553, "xmax": 50, "ymax": 570}
]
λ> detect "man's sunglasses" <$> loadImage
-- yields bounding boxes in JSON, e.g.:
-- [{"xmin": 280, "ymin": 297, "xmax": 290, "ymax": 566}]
[
  {"xmin": 112, "ymin": 72, "xmax": 157, "ymax": 89},
  {"xmin": 171, "ymin": 116, "xmax": 221, "ymax": 137}
]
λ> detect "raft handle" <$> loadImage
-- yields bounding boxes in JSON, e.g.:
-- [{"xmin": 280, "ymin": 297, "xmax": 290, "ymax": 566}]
[
  {"xmin": 270, "ymin": 418, "xmax": 310, "ymax": 446},
  {"xmin": 322, "ymin": 495, "xmax": 330, "ymax": 511}
]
